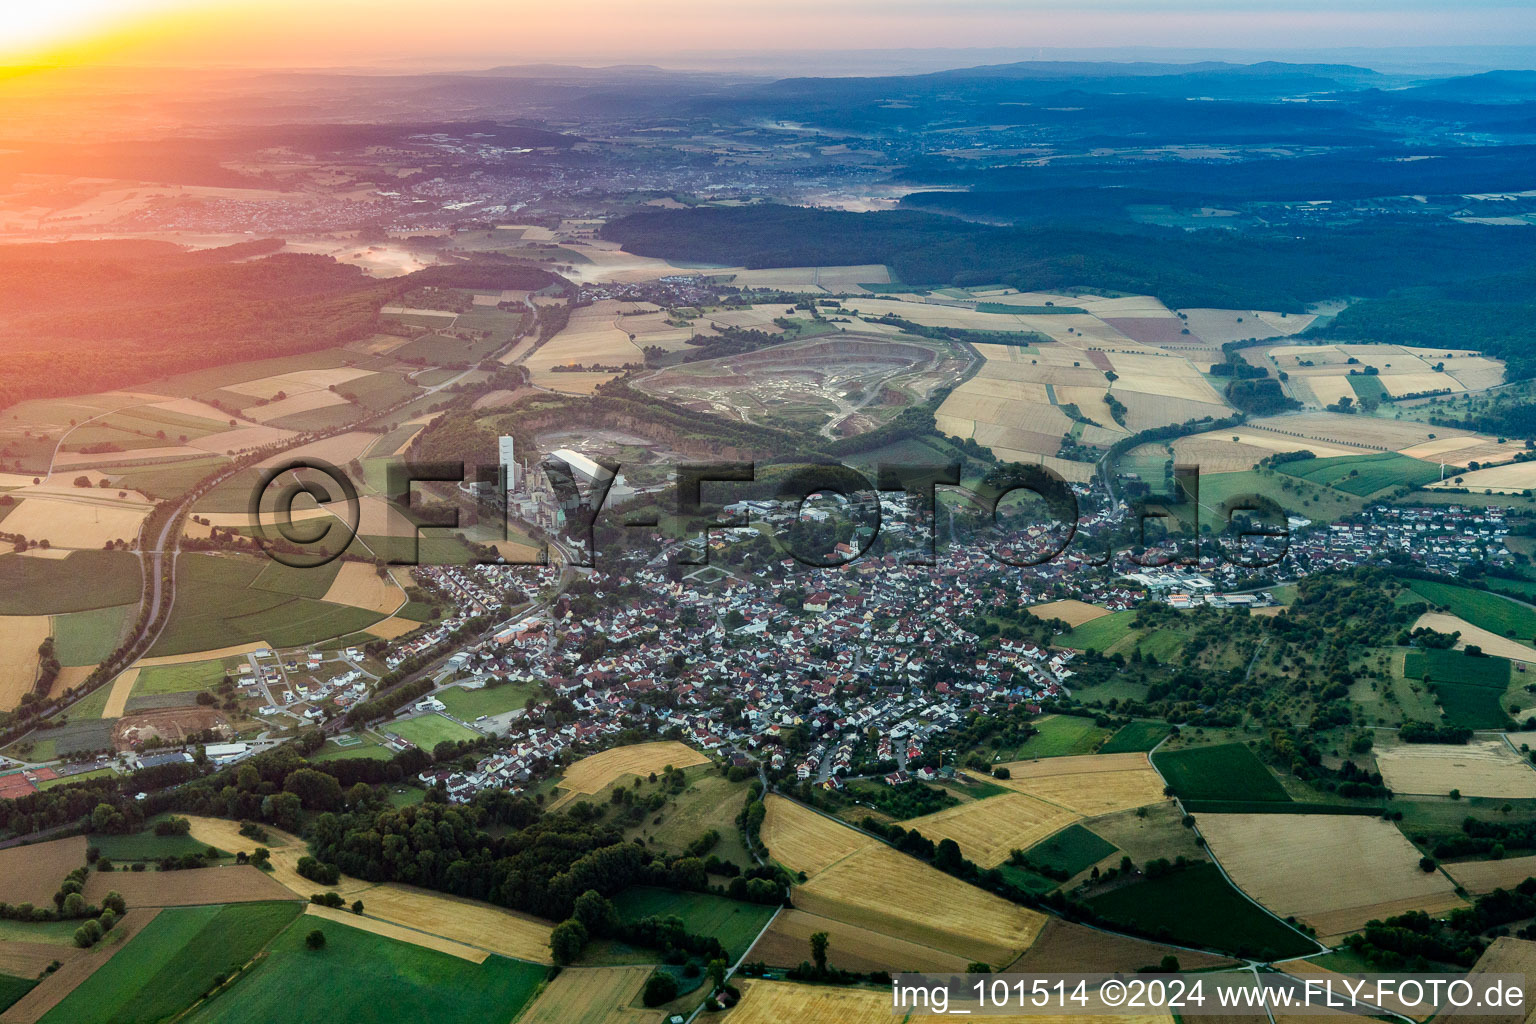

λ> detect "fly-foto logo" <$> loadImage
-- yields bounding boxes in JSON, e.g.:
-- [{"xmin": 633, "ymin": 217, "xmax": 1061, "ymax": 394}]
[{"xmin": 247, "ymin": 456, "xmax": 1290, "ymax": 570}]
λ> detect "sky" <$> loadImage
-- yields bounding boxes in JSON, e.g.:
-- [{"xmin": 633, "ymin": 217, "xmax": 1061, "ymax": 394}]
[{"xmin": 5, "ymin": 0, "xmax": 1536, "ymax": 67}]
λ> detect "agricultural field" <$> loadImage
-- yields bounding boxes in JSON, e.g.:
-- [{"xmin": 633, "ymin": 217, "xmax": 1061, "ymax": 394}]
[
  {"xmin": 1086, "ymin": 862, "xmax": 1316, "ymax": 959},
  {"xmin": 904, "ymin": 793, "xmax": 1079, "ymax": 867},
  {"xmin": 1152, "ymin": 743, "xmax": 1291, "ymax": 804},
  {"xmin": 1012, "ymin": 917, "xmax": 1235, "ymax": 973},
  {"xmin": 0, "ymin": 551, "xmax": 142, "ymax": 615},
  {"xmin": 516, "ymin": 966, "xmax": 654, "ymax": 1024},
  {"xmin": 612, "ymin": 888, "xmax": 773, "ymax": 961},
  {"xmin": 180, "ymin": 914, "xmax": 547, "ymax": 1024},
  {"xmin": 1414, "ymin": 611, "xmax": 1536, "ymax": 664},
  {"xmin": 1022, "ymin": 824, "xmax": 1119, "ymax": 878},
  {"xmin": 612, "ymin": 765, "xmax": 754, "ymax": 867},
  {"xmin": 1001, "ymin": 714, "xmax": 1112, "ymax": 758},
  {"xmin": 1401, "ymin": 646, "xmax": 1514, "ymax": 729},
  {"xmin": 1101, "ymin": 722, "xmax": 1171, "ymax": 753},
  {"xmin": 1028, "ymin": 599, "xmax": 1111, "ymax": 627},
  {"xmin": 760, "ymin": 795, "xmax": 873, "ymax": 878},
  {"xmin": 1373, "ymin": 740, "xmax": 1536, "ymax": 799},
  {"xmin": 548, "ymin": 741, "xmax": 711, "ymax": 810},
  {"xmin": 148, "ymin": 553, "xmax": 385, "ymax": 658},
  {"xmin": 386, "ymin": 713, "xmax": 480, "ymax": 751},
  {"xmin": 350, "ymin": 884, "xmax": 556, "ymax": 964},
  {"xmin": 744, "ymin": 909, "xmax": 967, "ymax": 973},
  {"xmin": 302, "ymin": 904, "xmax": 487, "ymax": 963},
  {"xmin": 1407, "ymin": 580, "xmax": 1536, "ymax": 644},
  {"xmin": 1196, "ymin": 813, "xmax": 1464, "ymax": 942},
  {"xmin": 722, "ymin": 978, "xmax": 1172, "ymax": 1024},
  {"xmin": 1274, "ymin": 452, "xmax": 1441, "ymax": 496},
  {"xmin": 1443, "ymin": 854, "xmax": 1536, "ymax": 894},
  {"xmin": 0, "ymin": 617, "xmax": 49, "ymax": 712},
  {"xmin": 0, "ymin": 838, "xmax": 87, "ymax": 906},
  {"xmin": 524, "ymin": 300, "xmax": 650, "ymax": 392},
  {"xmin": 82, "ymin": 865, "xmax": 293, "ymax": 908},
  {"xmin": 38, "ymin": 902, "xmax": 302, "ymax": 1024},
  {"xmin": 985, "ymin": 754, "xmax": 1167, "ymax": 816},
  {"xmin": 1427, "ymin": 460, "xmax": 1536, "ymax": 494},
  {"xmin": 50, "ymin": 604, "xmax": 135, "ymax": 668},
  {"xmin": 1262, "ymin": 344, "xmax": 1503, "ymax": 409},
  {"xmin": 795, "ymin": 841, "xmax": 1047, "ymax": 967}
]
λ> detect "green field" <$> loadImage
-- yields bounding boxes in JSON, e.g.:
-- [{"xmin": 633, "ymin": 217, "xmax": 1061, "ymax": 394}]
[
  {"xmin": 1194, "ymin": 469, "xmax": 1363, "ymax": 523},
  {"xmin": 112, "ymin": 455, "xmax": 232, "ymax": 500},
  {"xmin": 1023, "ymin": 824, "xmax": 1118, "ymax": 876},
  {"xmin": 41, "ymin": 902, "xmax": 303, "ymax": 1024},
  {"xmin": 1086, "ymin": 862, "xmax": 1314, "ymax": 959},
  {"xmin": 1407, "ymin": 580, "xmax": 1536, "ymax": 643},
  {"xmin": 0, "ymin": 974, "xmax": 35, "ymax": 1014},
  {"xmin": 308, "ymin": 736, "xmax": 396, "ymax": 762},
  {"xmin": 0, "ymin": 918, "xmax": 85, "ymax": 945},
  {"xmin": 1275, "ymin": 452, "xmax": 1440, "ymax": 496},
  {"xmin": 148, "ymin": 554, "xmax": 382, "ymax": 657},
  {"xmin": 435, "ymin": 681, "xmax": 541, "ymax": 722},
  {"xmin": 1010, "ymin": 715, "xmax": 1111, "ymax": 758},
  {"xmin": 612, "ymin": 887, "xmax": 775, "ymax": 961},
  {"xmin": 388, "ymin": 713, "xmax": 481, "ymax": 750},
  {"xmin": 1152, "ymin": 743, "xmax": 1291, "ymax": 803},
  {"xmin": 1061, "ymin": 611, "xmax": 1136, "ymax": 651},
  {"xmin": 134, "ymin": 659, "xmax": 229, "ymax": 697},
  {"xmin": 1100, "ymin": 721, "xmax": 1171, "ymax": 753},
  {"xmin": 51, "ymin": 604, "xmax": 136, "ymax": 667},
  {"xmin": 184, "ymin": 915, "xmax": 547, "ymax": 1024},
  {"xmin": 38, "ymin": 767, "xmax": 117, "ymax": 791},
  {"xmin": 1402, "ymin": 647, "xmax": 1513, "ymax": 728},
  {"xmin": 90, "ymin": 822, "xmax": 228, "ymax": 863},
  {"xmin": 0, "ymin": 551, "xmax": 141, "ymax": 614},
  {"xmin": 249, "ymin": 559, "xmax": 343, "ymax": 601},
  {"xmin": 1347, "ymin": 374, "xmax": 1390, "ymax": 404}
]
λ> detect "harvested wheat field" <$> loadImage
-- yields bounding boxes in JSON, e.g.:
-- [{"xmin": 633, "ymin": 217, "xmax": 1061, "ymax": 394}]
[
  {"xmin": 747, "ymin": 908, "xmax": 967, "ymax": 973},
  {"xmin": 1028, "ymin": 600, "xmax": 1111, "ymax": 627},
  {"xmin": 983, "ymin": 754, "xmax": 1167, "ymax": 816},
  {"xmin": 0, "ymin": 496, "xmax": 148, "ymax": 550},
  {"xmin": 1374, "ymin": 740, "xmax": 1536, "ymax": 799},
  {"xmin": 303, "ymin": 903, "xmax": 487, "ymax": 963},
  {"xmin": 1426, "ymin": 460, "xmax": 1536, "ymax": 494},
  {"xmin": 1444, "ymin": 854, "xmax": 1536, "ymax": 894},
  {"xmin": 760, "ymin": 795, "xmax": 873, "ymax": 878},
  {"xmin": 1436, "ymin": 937, "xmax": 1536, "ymax": 1024},
  {"xmin": 1413, "ymin": 612, "xmax": 1536, "ymax": 662},
  {"xmin": 0, "ymin": 941, "xmax": 80, "ymax": 979},
  {"xmin": 83, "ymin": 863, "xmax": 294, "ymax": 907},
  {"xmin": 99, "ymin": 667, "xmax": 139, "ymax": 719},
  {"xmin": 0, "ymin": 908, "xmax": 161, "ymax": 1024},
  {"xmin": 360, "ymin": 883, "xmax": 555, "ymax": 964},
  {"xmin": 0, "ymin": 616, "xmax": 49, "ymax": 712},
  {"xmin": 797, "ymin": 843, "xmax": 1046, "ymax": 966},
  {"xmin": 518, "ymin": 966, "xmax": 654, "ymax": 1024},
  {"xmin": 905, "ymin": 793, "xmax": 1079, "ymax": 867},
  {"xmin": 1010, "ymin": 917, "xmax": 1235, "ymax": 973},
  {"xmin": 135, "ymin": 642, "xmax": 270, "ymax": 668},
  {"xmin": 723, "ymin": 978, "xmax": 1172, "ymax": 1024},
  {"xmin": 176, "ymin": 815, "xmax": 373, "ymax": 898},
  {"xmin": 1197, "ymin": 814, "xmax": 1463, "ymax": 942},
  {"xmin": 244, "ymin": 388, "xmax": 350, "ymax": 423},
  {"xmin": 549, "ymin": 741, "xmax": 710, "ymax": 809},
  {"xmin": 364, "ymin": 616, "xmax": 425, "ymax": 640},
  {"xmin": 0, "ymin": 836, "xmax": 87, "ymax": 905},
  {"xmin": 320, "ymin": 562, "xmax": 405, "ymax": 615}
]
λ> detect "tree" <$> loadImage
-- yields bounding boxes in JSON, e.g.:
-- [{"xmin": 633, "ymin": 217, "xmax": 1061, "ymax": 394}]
[
  {"xmin": 642, "ymin": 971, "xmax": 679, "ymax": 1007},
  {"xmin": 100, "ymin": 891, "xmax": 125, "ymax": 916},
  {"xmin": 810, "ymin": 930, "xmax": 829, "ymax": 974},
  {"xmin": 707, "ymin": 958, "xmax": 727, "ymax": 992},
  {"xmin": 967, "ymin": 962, "xmax": 991, "ymax": 973},
  {"xmin": 549, "ymin": 918, "xmax": 588, "ymax": 965},
  {"xmin": 351, "ymin": 900, "xmax": 365, "ymax": 915},
  {"xmin": 572, "ymin": 890, "xmax": 615, "ymax": 935},
  {"xmin": 1159, "ymin": 955, "xmax": 1180, "ymax": 972},
  {"xmin": 305, "ymin": 929, "xmax": 327, "ymax": 950},
  {"xmin": 73, "ymin": 919, "xmax": 103, "ymax": 948}
]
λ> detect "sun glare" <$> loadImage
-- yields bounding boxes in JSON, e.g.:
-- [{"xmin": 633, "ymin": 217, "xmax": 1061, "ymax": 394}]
[{"xmin": 0, "ymin": 0, "xmax": 189, "ymax": 63}]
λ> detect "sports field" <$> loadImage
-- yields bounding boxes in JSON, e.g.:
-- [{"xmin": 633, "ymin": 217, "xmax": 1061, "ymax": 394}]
[
  {"xmin": 180, "ymin": 914, "xmax": 547, "ymax": 1024},
  {"xmin": 435, "ymin": 681, "xmax": 541, "ymax": 721},
  {"xmin": 388, "ymin": 713, "xmax": 480, "ymax": 751}
]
